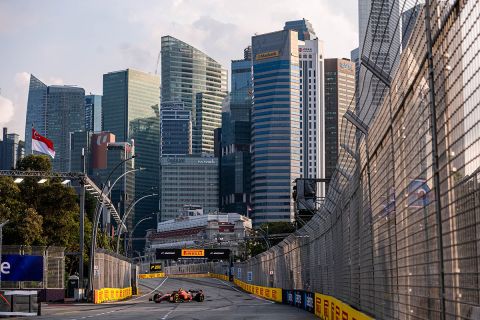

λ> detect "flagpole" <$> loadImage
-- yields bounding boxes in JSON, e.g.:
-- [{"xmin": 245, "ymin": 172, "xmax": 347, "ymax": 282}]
[{"xmin": 31, "ymin": 124, "xmax": 34, "ymax": 155}]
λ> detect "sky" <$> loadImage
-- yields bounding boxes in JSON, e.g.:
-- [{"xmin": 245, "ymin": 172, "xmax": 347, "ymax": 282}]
[{"xmin": 0, "ymin": 0, "xmax": 358, "ymax": 139}]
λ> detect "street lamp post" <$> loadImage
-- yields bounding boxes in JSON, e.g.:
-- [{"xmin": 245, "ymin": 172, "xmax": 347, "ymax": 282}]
[
  {"xmin": 116, "ymin": 193, "xmax": 158, "ymax": 254},
  {"xmin": 127, "ymin": 216, "xmax": 153, "ymax": 257},
  {"xmin": 0, "ymin": 220, "xmax": 9, "ymax": 286},
  {"xmin": 88, "ymin": 155, "xmax": 136, "ymax": 298}
]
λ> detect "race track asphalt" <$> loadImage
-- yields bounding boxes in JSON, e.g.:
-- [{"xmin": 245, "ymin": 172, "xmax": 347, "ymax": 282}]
[{"xmin": 35, "ymin": 277, "xmax": 317, "ymax": 320}]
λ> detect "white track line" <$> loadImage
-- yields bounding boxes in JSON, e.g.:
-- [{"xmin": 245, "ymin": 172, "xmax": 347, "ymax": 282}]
[
  {"xmin": 130, "ymin": 276, "xmax": 168, "ymax": 301},
  {"xmin": 161, "ymin": 308, "xmax": 175, "ymax": 320}
]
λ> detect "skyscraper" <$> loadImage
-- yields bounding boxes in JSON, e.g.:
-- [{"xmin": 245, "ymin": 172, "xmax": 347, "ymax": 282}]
[
  {"xmin": 85, "ymin": 94, "xmax": 102, "ymax": 132},
  {"xmin": 159, "ymin": 156, "xmax": 219, "ymax": 221},
  {"xmin": 401, "ymin": 5, "xmax": 422, "ymax": 50},
  {"xmin": 160, "ymin": 102, "xmax": 192, "ymax": 156},
  {"xmin": 24, "ymin": 75, "xmax": 85, "ymax": 171},
  {"xmin": 284, "ymin": 18, "xmax": 316, "ymax": 41},
  {"xmin": 251, "ymin": 29, "xmax": 302, "ymax": 224},
  {"xmin": 284, "ymin": 19, "xmax": 325, "ymax": 197},
  {"xmin": 161, "ymin": 36, "xmax": 227, "ymax": 155},
  {"xmin": 1, "ymin": 128, "xmax": 24, "ymax": 170},
  {"xmin": 102, "ymin": 69, "xmax": 160, "ymax": 247},
  {"xmin": 24, "ymin": 75, "xmax": 47, "ymax": 155},
  {"xmin": 220, "ymin": 46, "xmax": 253, "ymax": 216},
  {"xmin": 324, "ymin": 58, "xmax": 356, "ymax": 181}
]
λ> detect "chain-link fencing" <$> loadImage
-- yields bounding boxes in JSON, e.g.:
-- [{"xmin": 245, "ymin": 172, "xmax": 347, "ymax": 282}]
[
  {"xmin": 93, "ymin": 249, "xmax": 134, "ymax": 290},
  {"xmin": 0, "ymin": 245, "xmax": 65, "ymax": 290},
  {"xmin": 164, "ymin": 1, "xmax": 479, "ymax": 319},
  {"xmin": 234, "ymin": 1, "xmax": 480, "ymax": 319}
]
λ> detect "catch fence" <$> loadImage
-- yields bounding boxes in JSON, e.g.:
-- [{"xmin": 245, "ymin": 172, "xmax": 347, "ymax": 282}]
[
  {"xmin": 0, "ymin": 245, "xmax": 64, "ymax": 290},
  {"xmin": 93, "ymin": 249, "xmax": 136, "ymax": 290}
]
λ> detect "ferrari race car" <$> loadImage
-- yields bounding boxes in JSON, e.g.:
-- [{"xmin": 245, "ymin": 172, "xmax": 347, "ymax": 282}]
[{"xmin": 150, "ymin": 288, "xmax": 205, "ymax": 303}]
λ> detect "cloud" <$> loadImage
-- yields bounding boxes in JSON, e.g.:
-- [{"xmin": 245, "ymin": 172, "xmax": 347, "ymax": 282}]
[
  {"xmin": 14, "ymin": 72, "xmax": 30, "ymax": 88},
  {"xmin": 0, "ymin": 96, "xmax": 15, "ymax": 125}
]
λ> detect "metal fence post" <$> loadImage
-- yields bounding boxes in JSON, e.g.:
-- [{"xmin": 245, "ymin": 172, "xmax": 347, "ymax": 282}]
[{"xmin": 424, "ymin": 1, "xmax": 447, "ymax": 319}]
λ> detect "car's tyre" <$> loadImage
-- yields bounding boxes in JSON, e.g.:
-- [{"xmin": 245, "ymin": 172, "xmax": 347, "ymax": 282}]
[
  {"xmin": 173, "ymin": 293, "xmax": 180, "ymax": 303},
  {"xmin": 197, "ymin": 294, "xmax": 204, "ymax": 302},
  {"xmin": 153, "ymin": 293, "xmax": 160, "ymax": 302}
]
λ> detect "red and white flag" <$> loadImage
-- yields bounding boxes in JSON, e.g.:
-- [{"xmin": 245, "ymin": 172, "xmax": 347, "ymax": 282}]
[{"xmin": 32, "ymin": 128, "xmax": 55, "ymax": 158}]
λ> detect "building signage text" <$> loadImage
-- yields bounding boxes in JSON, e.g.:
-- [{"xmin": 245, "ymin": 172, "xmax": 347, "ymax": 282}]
[{"xmin": 256, "ymin": 50, "xmax": 280, "ymax": 60}]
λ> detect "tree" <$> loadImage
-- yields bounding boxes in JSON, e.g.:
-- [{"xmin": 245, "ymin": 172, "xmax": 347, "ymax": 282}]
[{"xmin": 15, "ymin": 208, "xmax": 45, "ymax": 246}]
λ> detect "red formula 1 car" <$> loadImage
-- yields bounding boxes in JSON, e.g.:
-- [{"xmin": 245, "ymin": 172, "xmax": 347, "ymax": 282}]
[{"xmin": 150, "ymin": 288, "xmax": 205, "ymax": 303}]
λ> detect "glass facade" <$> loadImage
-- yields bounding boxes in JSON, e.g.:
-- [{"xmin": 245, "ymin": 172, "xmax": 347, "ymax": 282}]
[
  {"xmin": 103, "ymin": 69, "xmax": 160, "ymax": 249},
  {"xmin": 251, "ymin": 30, "xmax": 301, "ymax": 224},
  {"xmin": 161, "ymin": 36, "xmax": 227, "ymax": 155},
  {"xmin": 25, "ymin": 75, "xmax": 85, "ymax": 172},
  {"xmin": 283, "ymin": 19, "xmax": 316, "ymax": 41},
  {"xmin": 324, "ymin": 59, "xmax": 356, "ymax": 184},
  {"xmin": 0, "ymin": 128, "xmax": 24, "ymax": 170},
  {"xmin": 85, "ymin": 94, "xmax": 102, "ymax": 132},
  {"xmin": 220, "ymin": 50, "xmax": 253, "ymax": 215},
  {"xmin": 160, "ymin": 101, "xmax": 192, "ymax": 156},
  {"xmin": 159, "ymin": 156, "xmax": 218, "ymax": 221}
]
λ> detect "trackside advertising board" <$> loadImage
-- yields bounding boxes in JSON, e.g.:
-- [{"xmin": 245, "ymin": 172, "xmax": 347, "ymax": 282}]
[
  {"xmin": 0, "ymin": 255, "xmax": 43, "ymax": 281},
  {"xmin": 233, "ymin": 278, "xmax": 282, "ymax": 303},
  {"xmin": 156, "ymin": 249, "xmax": 230, "ymax": 260},
  {"xmin": 315, "ymin": 293, "xmax": 374, "ymax": 320}
]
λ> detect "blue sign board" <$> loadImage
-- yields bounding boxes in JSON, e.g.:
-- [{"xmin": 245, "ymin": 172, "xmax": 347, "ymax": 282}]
[{"xmin": 0, "ymin": 255, "xmax": 44, "ymax": 281}]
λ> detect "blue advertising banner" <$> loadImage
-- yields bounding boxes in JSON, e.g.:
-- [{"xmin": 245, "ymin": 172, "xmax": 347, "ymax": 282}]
[{"xmin": 0, "ymin": 255, "xmax": 43, "ymax": 281}]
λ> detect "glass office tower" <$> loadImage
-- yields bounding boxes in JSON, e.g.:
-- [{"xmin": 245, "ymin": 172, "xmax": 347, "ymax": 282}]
[
  {"xmin": 159, "ymin": 156, "xmax": 219, "ymax": 221},
  {"xmin": 251, "ymin": 30, "xmax": 302, "ymax": 224},
  {"xmin": 160, "ymin": 101, "xmax": 192, "ymax": 156},
  {"xmin": 220, "ymin": 47, "xmax": 253, "ymax": 216},
  {"xmin": 25, "ymin": 75, "xmax": 85, "ymax": 171},
  {"xmin": 161, "ymin": 36, "xmax": 227, "ymax": 155},
  {"xmin": 0, "ymin": 128, "xmax": 24, "ymax": 170},
  {"xmin": 103, "ymin": 69, "xmax": 160, "ymax": 250},
  {"xmin": 85, "ymin": 94, "xmax": 102, "ymax": 132}
]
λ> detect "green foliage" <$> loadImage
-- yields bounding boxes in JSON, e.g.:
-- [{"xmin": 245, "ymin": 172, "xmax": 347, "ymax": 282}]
[
  {"xmin": 16, "ymin": 154, "xmax": 52, "ymax": 171},
  {"xmin": 0, "ymin": 155, "xmax": 101, "ymax": 276}
]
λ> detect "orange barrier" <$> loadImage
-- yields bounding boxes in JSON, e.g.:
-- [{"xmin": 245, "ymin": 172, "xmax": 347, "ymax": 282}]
[
  {"xmin": 94, "ymin": 287, "xmax": 132, "ymax": 304},
  {"xmin": 138, "ymin": 272, "xmax": 165, "ymax": 279},
  {"xmin": 209, "ymin": 273, "xmax": 229, "ymax": 281},
  {"xmin": 314, "ymin": 293, "xmax": 374, "ymax": 320},
  {"xmin": 233, "ymin": 278, "xmax": 282, "ymax": 303}
]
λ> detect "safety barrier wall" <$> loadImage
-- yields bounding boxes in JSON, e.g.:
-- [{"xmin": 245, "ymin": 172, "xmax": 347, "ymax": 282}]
[
  {"xmin": 234, "ymin": 278, "xmax": 282, "ymax": 303},
  {"xmin": 138, "ymin": 272, "xmax": 165, "ymax": 279},
  {"xmin": 94, "ymin": 287, "xmax": 132, "ymax": 304},
  {"xmin": 93, "ymin": 249, "xmax": 133, "ymax": 291}
]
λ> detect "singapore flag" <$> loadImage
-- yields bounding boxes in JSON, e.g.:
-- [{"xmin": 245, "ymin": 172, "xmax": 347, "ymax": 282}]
[{"xmin": 32, "ymin": 128, "xmax": 55, "ymax": 158}]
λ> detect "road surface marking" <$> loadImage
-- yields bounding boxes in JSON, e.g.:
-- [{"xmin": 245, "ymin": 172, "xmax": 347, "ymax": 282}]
[
  {"xmin": 130, "ymin": 276, "xmax": 169, "ymax": 302},
  {"xmin": 215, "ymin": 278, "xmax": 242, "ymax": 293},
  {"xmin": 161, "ymin": 308, "xmax": 175, "ymax": 319}
]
